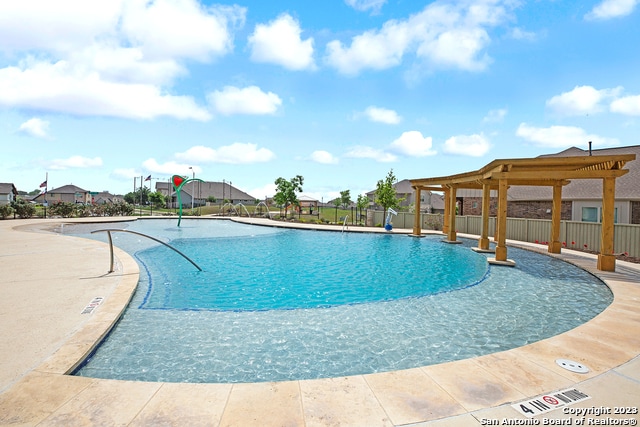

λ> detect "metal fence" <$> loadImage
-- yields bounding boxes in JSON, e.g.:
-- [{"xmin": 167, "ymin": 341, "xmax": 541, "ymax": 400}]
[{"xmin": 368, "ymin": 211, "xmax": 640, "ymax": 257}]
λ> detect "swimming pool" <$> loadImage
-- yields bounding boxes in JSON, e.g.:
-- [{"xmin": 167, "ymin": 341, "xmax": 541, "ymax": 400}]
[{"xmin": 67, "ymin": 219, "xmax": 613, "ymax": 383}]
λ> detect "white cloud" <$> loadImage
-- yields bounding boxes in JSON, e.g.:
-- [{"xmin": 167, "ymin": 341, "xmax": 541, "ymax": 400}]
[
  {"xmin": 483, "ymin": 108, "xmax": 507, "ymax": 123},
  {"xmin": 208, "ymin": 85, "xmax": 282, "ymax": 115},
  {"xmin": 175, "ymin": 143, "xmax": 276, "ymax": 164},
  {"xmin": 111, "ymin": 168, "xmax": 141, "ymax": 180},
  {"xmin": 45, "ymin": 155, "xmax": 102, "ymax": 170},
  {"xmin": 546, "ymin": 85, "xmax": 622, "ymax": 116},
  {"xmin": 345, "ymin": 0, "xmax": 387, "ymax": 14},
  {"xmin": 389, "ymin": 131, "xmax": 437, "ymax": 157},
  {"xmin": 442, "ymin": 133, "xmax": 490, "ymax": 157},
  {"xmin": 585, "ymin": 0, "xmax": 638, "ymax": 20},
  {"xmin": 310, "ymin": 150, "xmax": 339, "ymax": 164},
  {"xmin": 516, "ymin": 123, "xmax": 619, "ymax": 148},
  {"xmin": 510, "ymin": 27, "xmax": 537, "ymax": 41},
  {"xmin": 142, "ymin": 158, "xmax": 202, "ymax": 175},
  {"xmin": 0, "ymin": 1, "xmax": 244, "ymax": 120},
  {"xmin": 18, "ymin": 118, "xmax": 50, "ymax": 138},
  {"xmin": 344, "ymin": 146, "xmax": 397, "ymax": 162},
  {"xmin": 363, "ymin": 106, "xmax": 402, "ymax": 124},
  {"xmin": 610, "ymin": 94, "xmax": 640, "ymax": 115},
  {"xmin": 325, "ymin": 0, "xmax": 513, "ymax": 75},
  {"xmin": 248, "ymin": 14, "xmax": 315, "ymax": 71}
]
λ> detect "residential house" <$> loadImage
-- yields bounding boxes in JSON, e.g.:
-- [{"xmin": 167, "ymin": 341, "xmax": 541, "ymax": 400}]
[
  {"xmin": 0, "ymin": 183, "xmax": 18, "ymax": 206},
  {"xmin": 366, "ymin": 179, "xmax": 445, "ymax": 213},
  {"xmin": 156, "ymin": 180, "xmax": 257, "ymax": 208},
  {"xmin": 458, "ymin": 145, "xmax": 640, "ymax": 224},
  {"xmin": 92, "ymin": 191, "xmax": 123, "ymax": 204},
  {"xmin": 32, "ymin": 184, "xmax": 91, "ymax": 205}
]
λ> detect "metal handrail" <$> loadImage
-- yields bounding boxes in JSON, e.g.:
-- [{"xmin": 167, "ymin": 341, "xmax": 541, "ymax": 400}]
[
  {"xmin": 91, "ymin": 229, "xmax": 202, "ymax": 273},
  {"xmin": 342, "ymin": 215, "xmax": 349, "ymax": 233}
]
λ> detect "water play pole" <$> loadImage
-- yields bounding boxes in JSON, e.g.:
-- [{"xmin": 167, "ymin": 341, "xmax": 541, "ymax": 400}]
[{"xmin": 172, "ymin": 175, "xmax": 205, "ymax": 227}]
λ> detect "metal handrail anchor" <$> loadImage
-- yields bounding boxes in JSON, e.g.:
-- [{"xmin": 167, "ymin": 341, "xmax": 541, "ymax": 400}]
[{"xmin": 91, "ymin": 229, "xmax": 203, "ymax": 273}]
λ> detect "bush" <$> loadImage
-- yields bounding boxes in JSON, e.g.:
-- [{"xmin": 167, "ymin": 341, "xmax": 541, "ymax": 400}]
[
  {"xmin": 0, "ymin": 204, "xmax": 14, "ymax": 219},
  {"xmin": 12, "ymin": 199, "xmax": 36, "ymax": 219},
  {"xmin": 48, "ymin": 201, "xmax": 76, "ymax": 218}
]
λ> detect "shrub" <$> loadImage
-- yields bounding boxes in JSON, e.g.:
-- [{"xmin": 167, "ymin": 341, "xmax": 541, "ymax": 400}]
[
  {"xmin": 12, "ymin": 199, "xmax": 36, "ymax": 219},
  {"xmin": 0, "ymin": 204, "xmax": 14, "ymax": 219}
]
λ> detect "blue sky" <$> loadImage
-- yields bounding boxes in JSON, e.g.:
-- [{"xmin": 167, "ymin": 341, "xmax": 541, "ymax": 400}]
[{"xmin": 1, "ymin": 0, "xmax": 639, "ymax": 201}]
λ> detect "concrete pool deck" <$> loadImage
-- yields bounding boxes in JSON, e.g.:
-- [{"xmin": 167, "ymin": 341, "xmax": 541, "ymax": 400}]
[{"xmin": 0, "ymin": 216, "xmax": 638, "ymax": 426}]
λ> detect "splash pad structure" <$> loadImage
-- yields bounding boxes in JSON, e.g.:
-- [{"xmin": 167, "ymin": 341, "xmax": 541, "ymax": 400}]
[{"xmin": 172, "ymin": 174, "xmax": 205, "ymax": 227}]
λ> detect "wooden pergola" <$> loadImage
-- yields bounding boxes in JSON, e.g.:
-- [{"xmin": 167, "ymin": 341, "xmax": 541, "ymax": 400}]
[{"xmin": 410, "ymin": 153, "xmax": 636, "ymax": 271}]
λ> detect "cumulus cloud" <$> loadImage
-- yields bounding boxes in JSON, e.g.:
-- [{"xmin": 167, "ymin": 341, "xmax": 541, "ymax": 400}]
[
  {"xmin": 442, "ymin": 134, "xmax": 490, "ymax": 157},
  {"xmin": 310, "ymin": 150, "xmax": 339, "ymax": 164},
  {"xmin": 585, "ymin": 0, "xmax": 638, "ymax": 20},
  {"xmin": 344, "ymin": 146, "xmax": 397, "ymax": 162},
  {"xmin": 248, "ymin": 14, "xmax": 315, "ymax": 71},
  {"xmin": 546, "ymin": 85, "xmax": 623, "ymax": 116},
  {"xmin": 610, "ymin": 94, "xmax": 640, "ymax": 115},
  {"xmin": 345, "ymin": 0, "xmax": 387, "ymax": 14},
  {"xmin": 516, "ymin": 123, "xmax": 619, "ymax": 148},
  {"xmin": 389, "ymin": 131, "xmax": 437, "ymax": 157},
  {"xmin": 483, "ymin": 108, "xmax": 507, "ymax": 123},
  {"xmin": 45, "ymin": 155, "xmax": 102, "ymax": 170},
  {"xmin": 175, "ymin": 143, "xmax": 276, "ymax": 164},
  {"xmin": 207, "ymin": 85, "xmax": 282, "ymax": 115},
  {"xmin": 325, "ymin": 0, "xmax": 514, "ymax": 75},
  {"xmin": 18, "ymin": 118, "xmax": 50, "ymax": 138},
  {"xmin": 362, "ymin": 106, "xmax": 402, "ymax": 124},
  {"xmin": 142, "ymin": 158, "xmax": 202, "ymax": 175},
  {"xmin": 0, "ymin": 0, "xmax": 245, "ymax": 120}
]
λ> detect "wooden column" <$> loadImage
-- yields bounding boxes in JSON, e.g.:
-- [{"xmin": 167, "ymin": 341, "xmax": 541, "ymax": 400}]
[
  {"xmin": 597, "ymin": 177, "xmax": 616, "ymax": 271},
  {"xmin": 446, "ymin": 186, "xmax": 457, "ymax": 242},
  {"xmin": 442, "ymin": 188, "xmax": 450, "ymax": 235},
  {"xmin": 494, "ymin": 179, "xmax": 508, "ymax": 262},
  {"xmin": 478, "ymin": 183, "xmax": 491, "ymax": 250},
  {"xmin": 548, "ymin": 183, "xmax": 562, "ymax": 254},
  {"xmin": 412, "ymin": 186, "xmax": 422, "ymax": 236}
]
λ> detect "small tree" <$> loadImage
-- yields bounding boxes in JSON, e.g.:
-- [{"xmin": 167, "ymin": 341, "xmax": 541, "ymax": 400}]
[
  {"xmin": 11, "ymin": 199, "xmax": 36, "ymax": 219},
  {"xmin": 339, "ymin": 190, "xmax": 351, "ymax": 209},
  {"xmin": 148, "ymin": 191, "xmax": 166, "ymax": 209},
  {"xmin": 356, "ymin": 194, "xmax": 369, "ymax": 223},
  {"xmin": 0, "ymin": 204, "xmax": 14, "ymax": 219},
  {"xmin": 273, "ymin": 175, "xmax": 304, "ymax": 219},
  {"xmin": 375, "ymin": 169, "xmax": 403, "ymax": 223}
]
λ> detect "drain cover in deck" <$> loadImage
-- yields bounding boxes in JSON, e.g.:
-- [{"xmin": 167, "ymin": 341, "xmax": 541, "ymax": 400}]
[{"xmin": 555, "ymin": 359, "xmax": 589, "ymax": 373}]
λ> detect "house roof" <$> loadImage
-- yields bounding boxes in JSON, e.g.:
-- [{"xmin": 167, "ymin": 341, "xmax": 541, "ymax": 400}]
[
  {"xmin": 157, "ymin": 181, "xmax": 256, "ymax": 201},
  {"xmin": 0, "ymin": 183, "xmax": 18, "ymax": 196}
]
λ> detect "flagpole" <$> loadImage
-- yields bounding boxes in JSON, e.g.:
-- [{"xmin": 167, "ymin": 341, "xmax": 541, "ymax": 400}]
[{"xmin": 44, "ymin": 172, "xmax": 48, "ymax": 218}]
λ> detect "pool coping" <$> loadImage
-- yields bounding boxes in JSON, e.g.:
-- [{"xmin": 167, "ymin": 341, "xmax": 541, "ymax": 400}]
[{"xmin": 0, "ymin": 216, "xmax": 638, "ymax": 426}]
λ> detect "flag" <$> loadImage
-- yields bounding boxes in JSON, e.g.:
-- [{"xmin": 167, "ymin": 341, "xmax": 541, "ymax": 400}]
[
  {"xmin": 145, "ymin": 175, "xmax": 151, "ymax": 181},
  {"xmin": 39, "ymin": 180, "xmax": 47, "ymax": 188}
]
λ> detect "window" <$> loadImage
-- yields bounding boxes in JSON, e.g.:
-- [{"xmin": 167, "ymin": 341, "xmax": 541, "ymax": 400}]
[
  {"xmin": 581, "ymin": 207, "xmax": 598, "ymax": 222},
  {"xmin": 472, "ymin": 202, "xmax": 478, "ymax": 209}
]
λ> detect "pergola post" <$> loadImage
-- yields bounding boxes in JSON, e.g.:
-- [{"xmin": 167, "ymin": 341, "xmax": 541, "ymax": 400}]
[
  {"xmin": 548, "ymin": 183, "xmax": 563, "ymax": 254},
  {"xmin": 412, "ymin": 186, "xmax": 422, "ymax": 236},
  {"xmin": 597, "ymin": 177, "xmax": 617, "ymax": 271},
  {"xmin": 442, "ymin": 188, "xmax": 450, "ymax": 235},
  {"xmin": 491, "ymin": 179, "xmax": 514, "ymax": 265},
  {"xmin": 478, "ymin": 183, "xmax": 491, "ymax": 250},
  {"xmin": 446, "ymin": 186, "xmax": 458, "ymax": 242}
]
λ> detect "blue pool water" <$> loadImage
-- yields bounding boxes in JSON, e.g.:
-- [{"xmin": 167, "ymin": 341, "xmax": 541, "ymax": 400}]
[{"xmin": 66, "ymin": 219, "xmax": 613, "ymax": 383}]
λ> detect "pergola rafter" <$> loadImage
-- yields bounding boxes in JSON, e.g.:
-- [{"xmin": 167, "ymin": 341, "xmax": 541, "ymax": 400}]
[{"xmin": 410, "ymin": 154, "xmax": 636, "ymax": 271}]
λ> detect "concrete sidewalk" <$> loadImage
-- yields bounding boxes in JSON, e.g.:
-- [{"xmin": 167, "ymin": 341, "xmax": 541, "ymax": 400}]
[{"xmin": 0, "ymin": 217, "xmax": 639, "ymax": 426}]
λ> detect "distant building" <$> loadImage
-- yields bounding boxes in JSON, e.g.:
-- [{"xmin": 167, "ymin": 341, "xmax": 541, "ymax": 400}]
[
  {"xmin": 0, "ymin": 183, "xmax": 18, "ymax": 206},
  {"xmin": 366, "ymin": 179, "xmax": 445, "ymax": 214},
  {"xmin": 92, "ymin": 191, "xmax": 123, "ymax": 204},
  {"xmin": 32, "ymin": 184, "xmax": 91, "ymax": 204},
  {"xmin": 156, "ymin": 180, "xmax": 257, "ymax": 208}
]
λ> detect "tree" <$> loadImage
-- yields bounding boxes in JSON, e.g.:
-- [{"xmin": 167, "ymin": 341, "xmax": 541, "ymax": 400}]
[
  {"xmin": 356, "ymin": 194, "xmax": 369, "ymax": 223},
  {"xmin": 375, "ymin": 169, "xmax": 403, "ymax": 222},
  {"xmin": 273, "ymin": 175, "xmax": 304, "ymax": 218},
  {"xmin": 148, "ymin": 191, "xmax": 166, "ymax": 209},
  {"xmin": 339, "ymin": 190, "xmax": 351, "ymax": 209},
  {"xmin": 124, "ymin": 187, "xmax": 150, "ymax": 205}
]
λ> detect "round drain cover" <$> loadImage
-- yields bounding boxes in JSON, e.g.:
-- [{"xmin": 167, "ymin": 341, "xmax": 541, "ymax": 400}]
[{"xmin": 556, "ymin": 359, "xmax": 590, "ymax": 373}]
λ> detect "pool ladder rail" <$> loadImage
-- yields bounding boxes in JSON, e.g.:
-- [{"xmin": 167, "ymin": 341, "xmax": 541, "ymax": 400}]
[
  {"xmin": 342, "ymin": 215, "xmax": 349, "ymax": 233},
  {"xmin": 91, "ymin": 229, "xmax": 202, "ymax": 273}
]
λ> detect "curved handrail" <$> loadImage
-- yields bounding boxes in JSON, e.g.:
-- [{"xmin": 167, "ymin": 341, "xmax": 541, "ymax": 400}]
[{"xmin": 91, "ymin": 229, "xmax": 202, "ymax": 273}]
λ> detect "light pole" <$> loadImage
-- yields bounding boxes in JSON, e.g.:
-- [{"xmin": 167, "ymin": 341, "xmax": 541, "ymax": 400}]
[{"xmin": 189, "ymin": 167, "xmax": 194, "ymax": 211}]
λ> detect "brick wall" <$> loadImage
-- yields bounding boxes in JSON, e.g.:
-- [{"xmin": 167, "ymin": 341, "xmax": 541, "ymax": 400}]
[{"xmin": 460, "ymin": 197, "xmax": 572, "ymax": 220}]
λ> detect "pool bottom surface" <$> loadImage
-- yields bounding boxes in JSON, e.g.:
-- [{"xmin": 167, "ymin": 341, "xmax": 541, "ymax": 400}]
[{"xmin": 72, "ymin": 222, "xmax": 612, "ymax": 383}]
